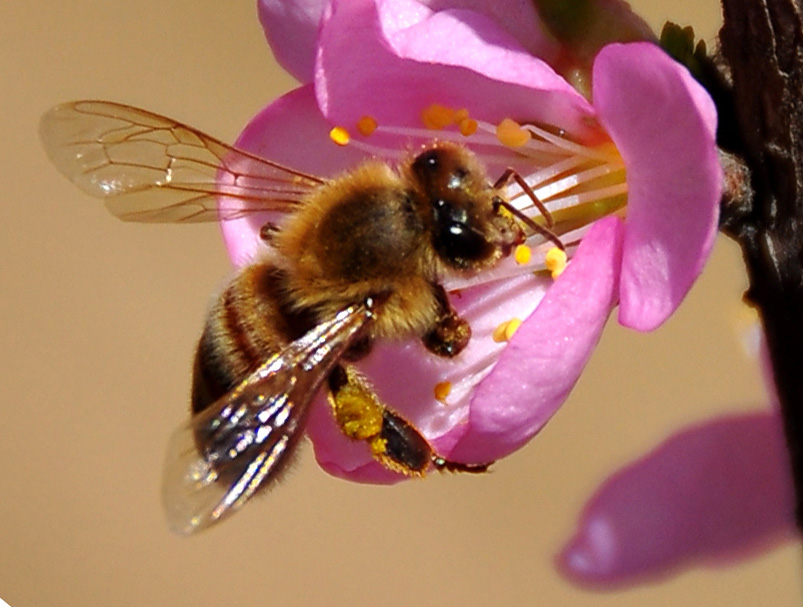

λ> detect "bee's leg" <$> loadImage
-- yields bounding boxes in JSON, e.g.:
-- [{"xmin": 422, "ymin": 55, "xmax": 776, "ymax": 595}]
[
  {"xmin": 327, "ymin": 365, "xmax": 492, "ymax": 475},
  {"xmin": 259, "ymin": 222, "xmax": 281, "ymax": 243},
  {"xmin": 422, "ymin": 284, "xmax": 471, "ymax": 358},
  {"xmin": 342, "ymin": 335, "xmax": 374, "ymax": 362}
]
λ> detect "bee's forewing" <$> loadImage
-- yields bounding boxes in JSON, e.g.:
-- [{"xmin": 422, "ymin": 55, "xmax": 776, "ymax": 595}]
[
  {"xmin": 161, "ymin": 303, "xmax": 373, "ymax": 535},
  {"xmin": 39, "ymin": 100, "xmax": 324, "ymax": 223}
]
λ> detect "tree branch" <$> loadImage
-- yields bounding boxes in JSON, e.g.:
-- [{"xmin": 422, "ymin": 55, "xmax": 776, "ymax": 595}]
[{"xmin": 719, "ymin": 0, "xmax": 803, "ymax": 530}]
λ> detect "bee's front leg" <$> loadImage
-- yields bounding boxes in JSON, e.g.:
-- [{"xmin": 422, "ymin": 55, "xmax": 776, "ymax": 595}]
[{"xmin": 422, "ymin": 284, "xmax": 470, "ymax": 358}]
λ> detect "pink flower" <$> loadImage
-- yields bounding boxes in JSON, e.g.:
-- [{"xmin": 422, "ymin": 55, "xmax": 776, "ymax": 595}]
[
  {"xmin": 223, "ymin": 0, "xmax": 721, "ymax": 482},
  {"xmin": 557, "ymin": 410, "xmax": 797, "ymax": 586},
  {"xmin": 557, "ymin": 342, "xmax": 798, "ymax": 585}
]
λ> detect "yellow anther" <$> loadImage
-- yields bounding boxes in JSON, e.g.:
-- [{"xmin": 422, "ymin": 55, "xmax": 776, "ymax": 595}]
[
  {"xmin": 357, "ymin": 115, "xmax": 378, "ymax": 136},
  {"xmin": 422, "ymin": 103, "xmax": 456, "ymax": 130},
  {"xmin": 504, "ymin": 318, "xmax": 522, "ymax": 341},
  {"xmin": 434, "ymin": 381, "xmax": 452, "ymax": 402},
  {"xmin": 496, "ymin": 118, "xmax": 531, "ymax": 147},
  {"xmin": 493, "ymin": 318, "xmax": 523, "ymax": 342},
  {"xmin": 458, "ymin": 117, "xmax": 478, "ymax": 136},
  {"xmin": 493, "ymin": 321, "xmax": 509, "ymax": 343},
  {"xmin": 545, "ymin": 247, "xmax": 568, "ymax": 279},
  {"xmin": 514, "ymin": 244, "xmax": 532, "ymax": 265},
  {"xmin": 329, "ymin": 126, "xmax": 351, "ymax": 146}
]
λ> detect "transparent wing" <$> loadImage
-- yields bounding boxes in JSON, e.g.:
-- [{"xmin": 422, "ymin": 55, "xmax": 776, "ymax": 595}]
[
  {"xmin": 39, "ymin": 100, "xmax": 325, "ymax": 223},
  {"xmin": 161, "ymin": 302, "xmax": 375, "ymax": 535}
]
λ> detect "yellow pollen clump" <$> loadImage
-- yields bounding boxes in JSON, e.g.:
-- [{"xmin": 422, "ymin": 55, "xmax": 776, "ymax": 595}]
[
  {"xmin": 422, "ymin": 103, "xmax": 456, "ymax": 130},
  {"xmin": 357, "ymin": 115, "xmax": 378, "ymax": 136},
  {"xmin": 514, "ymin": 244, "xmax": 532, "ymax": 265},
  {"xmin": 329, "ymin": 126, "xmax": 351, "ymax": 146},
  {"xmin": 434, "ymin": 381, "xmax": 452, "ymax": 402},
  {"xmin": 493, "ymin": 318, "xmax": 522, "ymax": 343},
  {"xmin": 370, "ymin": 437, "xmax": 388, "ymax": 457},
  {"xmin": 545, "ymin": 247, "xmax": 568, "ymax": 279},
  {"xmin": 496, "ymin": 118, "xmax": 531, "ymax": 147}
]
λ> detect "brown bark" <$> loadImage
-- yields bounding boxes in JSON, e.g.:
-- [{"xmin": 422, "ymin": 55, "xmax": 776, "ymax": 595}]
[{"xmin": 719, "ymin": 0, "xmax": 803, "ymax": 530}]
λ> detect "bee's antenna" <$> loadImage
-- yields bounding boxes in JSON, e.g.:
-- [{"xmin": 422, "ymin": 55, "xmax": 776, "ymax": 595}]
[
  {"xmin": 495, "ymin": 199, "xmax": 565, "ymax": 251},
  {"xmin": 492, "ymin": 169, "xmax": 565, "ymax": 251}
]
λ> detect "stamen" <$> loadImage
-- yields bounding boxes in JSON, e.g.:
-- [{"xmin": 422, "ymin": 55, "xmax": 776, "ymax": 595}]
[
  {"xmin": 422, "ymin": 104, "xmax": 457, "ymax": 130},
  {"xmin": 327, "ymin": 108, "xmax": 627, "ymax": 266},
  {"xmin": 496, "ymin": 118, "xmax": 532, "ymax": 148},
  {"xmin": 357, "ymin": 115, "xmax": 378, "ymax": 136},
  {"xmin": 492, "ymin": 321, "xmax": 508, "ymax": 343},
  {"xmin": 531, "ymin": 164, "xmax": 626, "ymax": 204},
  {"xmin": 493, "ymin": 318, "xmax": 522, "ymax": 342},
  {"xmin": 329, "ymin": 126, "xmax": 350, "ymax": 146},
  {"xmin": 434, "ymin": 381, "xmax": 452, "ymax": 402},
  {"xmin": 514, "ymin": 244, "xmax": 532, "ymax": 265},
  {"xmin": 525, "ymin": 124, "xmax": 616, "ymax": 162},
  {"xmin": 545, "ymin": 247, "xmax": 567, "ymax": 279},
  {"xmin": 505, "ymin": 318, "xmax": 522, "ymax": 340},
  {"xmin": 459, "ymin": 117, "xmax": 478, "ymax": 136}
]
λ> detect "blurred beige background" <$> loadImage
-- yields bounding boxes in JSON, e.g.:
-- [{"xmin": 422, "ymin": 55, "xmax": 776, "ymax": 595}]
[{"xmin": 2, "ymin": 1, "xmax": 798, "ymax": 605}]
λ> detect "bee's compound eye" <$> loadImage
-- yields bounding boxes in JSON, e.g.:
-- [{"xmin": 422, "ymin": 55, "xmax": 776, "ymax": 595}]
[
  {"xmin": 420, "ymin": 150, "xmax": 439, "ymax": 169},
  {"xmin": 412, "ymin": 149, "xmax": 443, "ymax": 181},
  {"xmin": 439, "ymin": 221, "xmax": 489, "ymax": 263},
  {"xmin": 431, "ymin": 200, "xmax": 492, "ymax": 267}
]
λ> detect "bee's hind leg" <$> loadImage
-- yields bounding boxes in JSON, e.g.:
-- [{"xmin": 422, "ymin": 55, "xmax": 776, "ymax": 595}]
[
  {"xmin": 422, "ymin": 283, "xmax": 471, "ymax": 358},
  {"xmin": 327, "ymin": 365, "xmax": 492, "ymax": 475}
]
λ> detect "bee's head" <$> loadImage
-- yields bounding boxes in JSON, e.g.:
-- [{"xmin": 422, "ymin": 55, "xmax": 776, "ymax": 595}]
[{"xmin": 411, "ymin": 143, "xmax": 524, "ymax": 270}]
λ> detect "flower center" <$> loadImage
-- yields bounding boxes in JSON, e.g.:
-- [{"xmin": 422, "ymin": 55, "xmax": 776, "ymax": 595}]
[{"xmin": 329, "ymin": 103, "xmax": 627, "ymax": 274}]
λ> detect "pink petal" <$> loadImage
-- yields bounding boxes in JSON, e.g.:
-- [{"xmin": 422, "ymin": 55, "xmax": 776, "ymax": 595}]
[
  {"xmin": 383, "ymin": 1, "xmax": 561, "ymax": 75},
  {"xmin": 222, "ymin": 85, "xmax": 367, "ymax": 267},
  {"xmin": 258, "ymin": 0, "xmax": 326, "ymax": 82},
  {"xmin": 257, "ymin": 0, "xmax": 559, "ymax": 83},
  {"xmin": 422, "ymin": 0, "xmax": 560, "ymax": 61},
  {"xmin": 592, "ymin": 43, "xmax": 721, "ymax": 331},
  {"xmin": 449, "ymin": 215, "xmax": 623, "ymax": 463},
  {"xmin": 316, "ymin": 0, "xmax": 595, "ymax": 137},
  {"xmin": 305, "ymin": 393, "xmax": 404, "ymax": 484},
  {"xmin": 557, "ymin": 412, "xmax": 797, "ymax": 587}
]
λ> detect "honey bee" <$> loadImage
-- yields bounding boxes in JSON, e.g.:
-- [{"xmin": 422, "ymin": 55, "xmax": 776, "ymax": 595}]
[{"xmin": 40, "ymin": 101, "xmax": 553, "ymax": 534}]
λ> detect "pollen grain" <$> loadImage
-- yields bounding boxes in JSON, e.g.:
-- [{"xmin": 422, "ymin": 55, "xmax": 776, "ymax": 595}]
[
  {"xmin": 357, "ymin": 115, "xmax": 378, "ymax": 136},
  {"xmin": 434, "ymin": 381, "xmax": 452, "ymax": 402},
  {"xmin": 496, "ymin": 118, "xmax": 531, "ymax": 148},
  {"xmin": 504, "ymin": 318, "xmax": 522, "ymax": 341},
  {"xmin": 514, "ymin": 244, "xmax": 532, "ymax": 265},
  {"xmin": 459, "ymin": 117, "xmax": 478, "ymax": 136},
  {"xmin": 493, "ymin": 318, "xmax": 523, "ymax": 343},
  {"xmin": 422, "ymin": 104, "xmax": 456, "ymax": 130},
  {"xmin": 329, "ymin": 126, "xmax": 351, "ymax": 146},
  {"xmin": 545, "ymin": 247, "xmax": 567, "ymax": 279}
]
